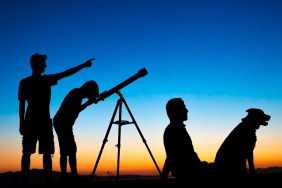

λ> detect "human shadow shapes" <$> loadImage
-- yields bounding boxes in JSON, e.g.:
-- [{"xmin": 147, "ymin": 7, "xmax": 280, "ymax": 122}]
[
  {"xmin": 161, "ymin": 98, "xmax": 212, "ymax": 181},
  {"xmin": 53, "ymin": 80, "xmax": 99, "ymax": 184},
  {"xmin": 18, "ymin": 53, "xmax": 94, "ymax": 185},
  {"xmin": 162, "ymin": 105, "xmax": 271, "ymax": 182},
  {"xmin": 214, "ymin": 108, "xmax": 271, "ymax": 176}
]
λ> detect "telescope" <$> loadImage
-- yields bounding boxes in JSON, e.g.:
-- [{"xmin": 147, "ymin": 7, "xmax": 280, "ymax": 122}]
[
  {"xmin": 94, "ymin": 68, "xmax": 148, "ymax": 103},
  {"xmin": 89, "ymin": 67, "xmax": 162, "ymax": 181}
]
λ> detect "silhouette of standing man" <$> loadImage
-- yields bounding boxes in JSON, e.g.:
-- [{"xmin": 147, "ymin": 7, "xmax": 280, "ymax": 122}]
[
  {"xmin": 18, "ymin": 53, "xmax": 94, "ymax": 185},
  {"xmin": 53, "ymin": 80, "xmax": 99, "ymax": 184},
  {"xmin": 162, "ymin": 98, "xmax": 209, "ymax": 181}
]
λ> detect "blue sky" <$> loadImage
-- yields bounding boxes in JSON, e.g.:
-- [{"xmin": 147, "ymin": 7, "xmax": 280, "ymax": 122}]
[{"xmin": 0, "ymin": 0, "xmax": 282, "ymax": 175}]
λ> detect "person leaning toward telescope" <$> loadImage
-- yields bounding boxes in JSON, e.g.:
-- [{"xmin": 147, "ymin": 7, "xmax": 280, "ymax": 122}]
[
  {"xmin": 18, "ymin": 53, "xmax": 94, "ymax": 185},
  {"xmin": 53, "ymin": 80, "xmax": 99, "ymax": 184}
]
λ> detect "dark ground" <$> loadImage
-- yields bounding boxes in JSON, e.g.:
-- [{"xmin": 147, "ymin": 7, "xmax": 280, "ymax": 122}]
[{"xmin": 1, "ymin": 171, "xmax": 282, "ymax": 187}]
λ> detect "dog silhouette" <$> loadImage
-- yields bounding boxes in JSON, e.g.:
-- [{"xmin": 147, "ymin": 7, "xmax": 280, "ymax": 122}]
[{"xmin": 214, "ymin": 108, "xmax": 270, "ymax": 176}]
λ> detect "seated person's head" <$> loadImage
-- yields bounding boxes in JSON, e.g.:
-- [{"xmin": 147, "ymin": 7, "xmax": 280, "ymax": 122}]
[{"xmin": 166, "ymin": 98, "xmax": 188, "ymax": 122}]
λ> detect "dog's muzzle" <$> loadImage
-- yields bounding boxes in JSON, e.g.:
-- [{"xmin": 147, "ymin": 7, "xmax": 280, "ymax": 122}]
[{"xmin": 261, "ymin": 113, "xmax": 271, "ymax": 126}]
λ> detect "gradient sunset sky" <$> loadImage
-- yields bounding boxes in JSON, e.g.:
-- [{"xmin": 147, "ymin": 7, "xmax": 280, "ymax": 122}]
[{"xmin": 0, "ymin": 0, "xmax": 281, "ymax": 176}]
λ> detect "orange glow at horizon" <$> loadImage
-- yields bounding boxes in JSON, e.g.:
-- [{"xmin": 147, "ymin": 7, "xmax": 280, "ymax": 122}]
[
  {"xmin": 1, "ymin": 132, "xmax": 282, "ymax": 175},
  {"xmin": 2, "ymin": 151, "xmax": 282, "ymax": 175}
]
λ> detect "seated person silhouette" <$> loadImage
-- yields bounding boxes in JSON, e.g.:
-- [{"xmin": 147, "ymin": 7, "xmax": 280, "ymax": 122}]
[
  {"xmin": 53, "ymin": 80, "xmax": 99, "ymax": 184},
  {"xmin": 162, "ymin": 98, "xmax": 210, "ymax": 181},
  {"xmin": 214, "ymin": 108, "xmax": 271, "ymax": 176}
]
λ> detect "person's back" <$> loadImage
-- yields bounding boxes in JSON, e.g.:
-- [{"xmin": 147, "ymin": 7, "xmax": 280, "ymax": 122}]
[
  {"xmin": 164, "ymin": 122, "xmax": 202, "ymax": 179},
  {"xmin": 53, "ymin": 88, "xmax": 83, "ymax": 128}
]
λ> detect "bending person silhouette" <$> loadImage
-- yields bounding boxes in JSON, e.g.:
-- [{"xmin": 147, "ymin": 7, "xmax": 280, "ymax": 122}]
[
  {"xmin": 53, "ymin": 80, "xmax": 99, "ymax": 184},
  {"xmin": 18, "ymin": 53, "xmax": 94, "ymax": 185},
  {"xmin": 214, "ymin": 108, "xmax": 270, "ymax": 176},
  {"xmin": 162, "ymin": 98, "xmax": 210, "ymax": 181}
]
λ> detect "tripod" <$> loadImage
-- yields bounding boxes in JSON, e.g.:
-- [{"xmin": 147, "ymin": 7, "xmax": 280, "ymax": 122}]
[{"xmin": 90, "ymin": 91, "xmax": 161, "ymax": 181}]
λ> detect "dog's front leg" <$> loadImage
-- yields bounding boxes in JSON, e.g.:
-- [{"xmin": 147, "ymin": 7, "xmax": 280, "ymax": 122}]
[{"xmin": 247, "ymin": 152, "xmax": 256, "ymax": 175}]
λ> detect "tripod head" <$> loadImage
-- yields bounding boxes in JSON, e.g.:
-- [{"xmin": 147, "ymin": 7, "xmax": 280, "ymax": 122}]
[{"xmin": 94, "ymin": 68, "xmax": 148, "ymax": 103}]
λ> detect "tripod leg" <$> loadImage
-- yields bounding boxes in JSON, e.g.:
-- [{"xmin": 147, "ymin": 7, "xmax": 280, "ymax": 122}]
[
  {"xmin": 116, "ymin": 100, "xmax": 123, "ymax": 181},
  {"xmin": 122, "ymin": 98, "xmax": 162, "ymax": 176},
  {"xmin": 90, "ymin": 99, "xmax": 121, "ymax": 181}
]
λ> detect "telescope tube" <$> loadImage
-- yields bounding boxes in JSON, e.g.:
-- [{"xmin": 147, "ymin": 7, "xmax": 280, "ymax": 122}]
[{"xmin": 95, "ymin": 68, "xmax": 148, "ymax": 103}]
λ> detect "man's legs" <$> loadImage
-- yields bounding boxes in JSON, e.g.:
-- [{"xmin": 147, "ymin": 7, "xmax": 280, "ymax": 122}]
[
  {"xmin": 43, "ymin": 154, "xmax": 53, "ymax": 184},
  {"xmin": 21, "ymin": 153, "xmax": 31, "ymax": 185},
  {"xmin": 60, "ymin": 154, "xmax": 68, "ymax": 182},
  {"xmin": 69, "ymin": 153, "xmax": 86, "ymax": 183},
  {"xmin": 69, "ymin": 153, "xmax": 78, "ymax": 178}
]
